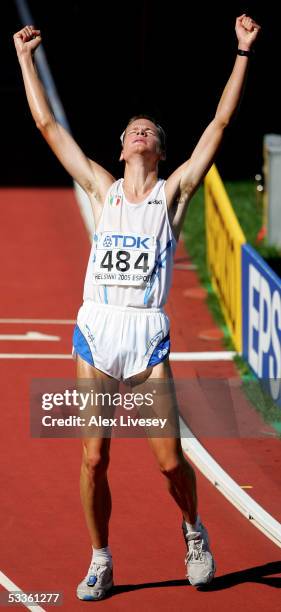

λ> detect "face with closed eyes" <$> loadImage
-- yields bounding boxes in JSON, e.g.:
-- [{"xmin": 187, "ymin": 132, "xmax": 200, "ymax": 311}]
[{"xmin": 120, "ymin": 119, "xmax": 165, "ymax": 163}]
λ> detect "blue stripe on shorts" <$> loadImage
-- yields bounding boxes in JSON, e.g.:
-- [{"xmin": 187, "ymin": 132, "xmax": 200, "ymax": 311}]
[
  {"xmin": 147, "ymin": 333, "xmax": 170, "ymax": 367},
  {"xmin": 72, "ymin": 324, "xmax": 95, "ymax": 367}
]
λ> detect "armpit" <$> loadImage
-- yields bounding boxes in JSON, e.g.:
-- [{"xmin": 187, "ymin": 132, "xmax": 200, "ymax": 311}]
[{"xmin": 87, "ymin": 185, "xmax": 101, "ymax": 202}]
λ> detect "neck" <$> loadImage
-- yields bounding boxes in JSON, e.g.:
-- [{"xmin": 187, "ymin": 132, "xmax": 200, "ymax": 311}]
[{"xmin": 123, "ymin": 158, "xmax": 158, "ymax": 198}]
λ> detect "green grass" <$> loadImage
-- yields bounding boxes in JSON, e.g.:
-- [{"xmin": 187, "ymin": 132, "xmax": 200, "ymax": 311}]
[
  {"xmin": 225, "ymin": 181, "xmax": 262, "ymax": 244},
  {"xmin": 182, "ymin": 180, "xmax": 281, "ymax": 435},
  {"xmin": 225, "ymin": 181, "xmax": 281, "ymax": 259},
  {"xmin": 182, "ymin": 185, "xmax": 234, "ymax": 350},
  {"xmin": 183, "ymin": 179, "xmax": 281, "ymax": 270},
  {"xmin": 242, "ymin": 379, "xmax": 281, "ymax": 430},
  {"xmin": 182, "ymin": 179, "xmax": 280, "ymax": 339}
]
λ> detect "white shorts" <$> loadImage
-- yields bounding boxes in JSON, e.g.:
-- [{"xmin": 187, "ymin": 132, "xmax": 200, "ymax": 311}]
[{"xmin": 72, "ymin": 300, "xmax": 170, "ymax": 381}]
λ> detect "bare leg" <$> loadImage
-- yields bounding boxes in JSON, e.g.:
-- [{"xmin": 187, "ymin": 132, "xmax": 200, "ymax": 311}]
[
  {"xmin": 77, "ymin": 356, "xmax": 118, "ymax": 548},
  {"xmin": 80, "ymin": 436, "xmax": 112, "ymax": 548},
  {"xmin": 129, "ymin": 358, "xmax": 198, "ymax": 524},
  {"xmin": 148, "ymin": 436, "xmax": 197, "ymax": 524}
]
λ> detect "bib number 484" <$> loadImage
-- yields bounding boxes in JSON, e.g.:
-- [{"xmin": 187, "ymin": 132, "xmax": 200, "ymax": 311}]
[
  {"xmin": 93, "ymin": 231, "xmax": 156, "ymax": 286},
  {"xmin": 100, "ymin": 250, "xmax": 149, "ymax": 273}
]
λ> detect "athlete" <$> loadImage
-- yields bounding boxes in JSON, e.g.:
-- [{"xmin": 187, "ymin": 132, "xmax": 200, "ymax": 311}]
[{"xmin": 14, "ymin": 14, "xmax": 260, "ymax": 601}]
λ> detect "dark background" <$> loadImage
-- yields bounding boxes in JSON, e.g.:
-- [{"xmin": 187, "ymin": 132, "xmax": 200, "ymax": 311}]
[{"xmin": 1, "ymin": 0, "xmax": 280, "ymax": 186}]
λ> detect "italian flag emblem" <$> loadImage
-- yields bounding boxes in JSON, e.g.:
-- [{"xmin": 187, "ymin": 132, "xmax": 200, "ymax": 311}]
[{"xmin": 110, "ymin": 195, "xmax": 122, "ymax": 207}]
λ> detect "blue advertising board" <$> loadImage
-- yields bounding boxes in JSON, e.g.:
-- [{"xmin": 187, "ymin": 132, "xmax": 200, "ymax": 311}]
[{"xmin": 242, "ymin": 244, "xmax": 281, "ymax": 402}]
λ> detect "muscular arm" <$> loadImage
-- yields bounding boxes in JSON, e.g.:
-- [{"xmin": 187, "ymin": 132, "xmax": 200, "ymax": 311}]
[
  {"xmin": 165, "ymin": 14, "xmax": 261, "ymax": 239},
  {"xmin": 13, "ymin": 25, "xmax": 115, "ymax": 211}
]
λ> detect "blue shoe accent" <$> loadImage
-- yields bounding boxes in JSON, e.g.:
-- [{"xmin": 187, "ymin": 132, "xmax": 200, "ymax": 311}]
[
  {"xmin": 147, "ymin": 333, "xmax": 170, "ymax": 367},
  {"xmin": 72, "ymin": 324, "xmax": 94, "ymax": 367},
  {"xmin": 87, "ymin": 575, "xmax": 97, "ymax": 586},
  {"xmin": 77, "ymin": 561, "xmax": 113, "ymax": 601}
]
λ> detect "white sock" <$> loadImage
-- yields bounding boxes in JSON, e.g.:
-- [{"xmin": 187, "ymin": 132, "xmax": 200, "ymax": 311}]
[
  {"xmin": 184, "ymin": 514, "xmax": 201, "ymax": 533},
  {"xmin": 92, "ymin": 545, "xmax": 112, "ymax": 566}
]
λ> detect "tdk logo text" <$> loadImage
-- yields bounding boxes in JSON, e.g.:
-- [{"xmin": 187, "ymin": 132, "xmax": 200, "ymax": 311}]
[{"xmin": 103, "ymin": 234, "xmax": 150, "ymax": 249}]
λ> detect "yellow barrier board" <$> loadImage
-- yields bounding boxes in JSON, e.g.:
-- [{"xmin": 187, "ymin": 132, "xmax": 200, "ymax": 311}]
[{"xmin": 204, "ymin": 165, "xmax": 246, "ymax": 352}]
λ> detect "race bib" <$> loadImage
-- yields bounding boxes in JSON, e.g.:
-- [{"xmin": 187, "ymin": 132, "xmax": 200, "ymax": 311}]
[{"xmin": 92, "ymin": 231, "xmax": 156, "ymax": 286}]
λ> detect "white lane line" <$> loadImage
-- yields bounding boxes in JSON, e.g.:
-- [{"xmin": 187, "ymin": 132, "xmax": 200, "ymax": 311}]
[
  {"xmin": 0, "ymin": 319, "xmax": 75, "ymax": 324},
  {"xmin": 0, "ymin": 571, "xmax": 46, "ymax": 611},
  {"xmin": 0, "ymin": 332, "xmax": 60, "ymax": 341},
  {"xmin": 0, "ymin": 352, "xmax": 236, "ymax": 360},
  {"xmin": 180, "ymin": 418, "xmax": 281, "ymax": 548},
  {"xmin": 170, "ymin": 351, "xmax": 236, "ymax": 361},
  {"xmin": 0, "ymin": 354, "xmax": 72, "ymax": 359}
]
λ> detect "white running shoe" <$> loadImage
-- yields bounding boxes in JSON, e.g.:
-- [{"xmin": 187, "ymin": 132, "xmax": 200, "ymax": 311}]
[
  {"xmin": 182, "ymin": 520, "xmax": 216, "ymax": 586},
  {"xmin": 77, "ymin": 559, "xmax": 113, "ymax": 601}
]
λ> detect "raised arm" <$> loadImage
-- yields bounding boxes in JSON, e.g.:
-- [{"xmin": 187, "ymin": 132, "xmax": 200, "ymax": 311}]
[
  {"xmin": 165, "ymin": 14, "xmax": 261, "ymax": 239},
  {"xmin": 13, "ymin": 25, "xmax": 115, "ymax": 215}
]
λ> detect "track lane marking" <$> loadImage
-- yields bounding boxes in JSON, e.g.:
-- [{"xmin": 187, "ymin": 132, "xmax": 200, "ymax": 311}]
[
  {"xmin": 0, "ymin": 319, "xmax": 75, "ymax": 324},
  {"xmin": 0, "ymin": 332, "xmax": 60, "ymax": 341},
  {"xmin": 0, "ymin": 571, "xmax": 46, "ymax": 611},
  {"xmin": 180, "ymin": 418, "xmax": 281, "ymax": 548},
  {"xmin": 0, "ymin": 354, "xmax": 72, "ymax": 359},
  {"xmin": 0, "ymin": 352, "xmax": 236, "ymax": 360},
  {"xmin": 170, "ymin": 351, "xmax": 236, "ymax": 361}
]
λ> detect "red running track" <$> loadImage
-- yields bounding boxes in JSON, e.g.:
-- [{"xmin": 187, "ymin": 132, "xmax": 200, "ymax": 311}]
[{"xmin": 0, "ymin": 188, "xmax": 280, "ymax": 611}]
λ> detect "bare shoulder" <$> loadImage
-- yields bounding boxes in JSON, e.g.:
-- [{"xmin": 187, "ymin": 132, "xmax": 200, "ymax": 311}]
[
  {"xmin": 87, "ymin": 161, "xmax": 116, "ymax": 226},
  {"xmin": 164, "ymin": 160, "xmax": 196, "ymax": 241},
  {"xmin": 88, "ymin": 159, "xmax": 116, "ymax": 203},
  {"xmin": 164, "ymin": 158, "xmax": 193, "ymax": 209},
  {"xmin": 39, "ymin": 120, "xmax": 116, "ymax": 206}
]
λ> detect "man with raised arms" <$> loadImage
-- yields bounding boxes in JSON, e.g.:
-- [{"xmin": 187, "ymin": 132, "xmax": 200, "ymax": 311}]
[{"xmin": 14, "ymin": 14, "xmax": 260, "ymax": 601}]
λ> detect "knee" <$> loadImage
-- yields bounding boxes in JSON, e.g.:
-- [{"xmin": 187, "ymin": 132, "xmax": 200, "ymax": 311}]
[
  {"xmin": 82, "ymin": 447, "xmax": 110, "ymax": 477},
  {"xmin": 159, "ymin": 454, "xmax": 195, "ymax": 480},
  {"xmin": 159, "ymin": 456, "xmax": 183, "ymax": 478}
]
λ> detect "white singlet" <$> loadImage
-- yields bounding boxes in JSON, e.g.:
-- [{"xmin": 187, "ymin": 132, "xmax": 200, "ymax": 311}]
[
  {"xmin": 83, "ymin": 178, "xmax": 176, "ymax": 308},
  {"xmin": 73, "ymin": 179, "xmax": 177, "ymax": 379}
]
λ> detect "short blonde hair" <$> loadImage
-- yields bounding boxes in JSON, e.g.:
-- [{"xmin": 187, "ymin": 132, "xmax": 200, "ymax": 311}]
[{"xmin": 120, "ymin": 114, "xmax": 166, "ymax": 152}]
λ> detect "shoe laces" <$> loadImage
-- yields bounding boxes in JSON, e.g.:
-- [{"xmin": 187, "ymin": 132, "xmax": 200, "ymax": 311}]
[
  {"xmin": 186, "ymin": 533, "xmax": 204, "ymax": 562},
  {"xmin": 87, "ymin": 562, "xmax": 108, "ymax": 586}
]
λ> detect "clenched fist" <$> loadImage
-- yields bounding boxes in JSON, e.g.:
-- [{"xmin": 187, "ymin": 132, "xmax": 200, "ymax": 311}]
[
  {"xmin": 235, "ymin": 14, "xmax": 261, "ymax": 50},
  {"xmin": 13, "ymin": 25, "xmax": 41, "ymax": 59}
]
